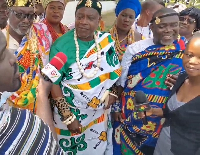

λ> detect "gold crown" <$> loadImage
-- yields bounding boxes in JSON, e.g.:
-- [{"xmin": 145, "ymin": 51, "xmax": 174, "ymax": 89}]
[
  {"xmin": 7, "ymin": 0, "xmax": 33, "ymax": 7},
  {"xmin": 85, "ymin": 0, "xmax": 92, "ymax": 7}
]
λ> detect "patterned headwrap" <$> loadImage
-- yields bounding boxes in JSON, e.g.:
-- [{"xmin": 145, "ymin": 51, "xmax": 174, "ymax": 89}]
[
  {"xmin": 7, "ymin": 0, "xmax": 33, "ymax": 7},
  {"xmin": 42, "ymin": 0, "xmax": 68, "ymax": 9},
  {"xmin": 115, "ymin": 0, "xmax": 141, "ymax": 18},
  {"xmin": 76, "ymin": 0, "xmax": 102, "ymax": 15}
]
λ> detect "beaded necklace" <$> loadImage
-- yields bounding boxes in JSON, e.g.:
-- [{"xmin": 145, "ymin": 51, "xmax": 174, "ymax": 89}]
[
  {"xmin": 43, "ymin": 19, "xmax": 67, "ymax": 42},
  {"xmin": 110, "ymin": 25, "xmax": 135, "ymax": 61},
  {"xmin": 135, "ymin": 18, "xmax": 151, "ymax": 39},
  {"xmin": 74, "ymin": 30, "xmax": 101, "ymax": 79}
]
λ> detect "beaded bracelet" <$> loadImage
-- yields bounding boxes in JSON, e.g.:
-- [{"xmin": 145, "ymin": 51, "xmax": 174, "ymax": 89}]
[
  {"xmin": 109, "ymin": 92, "xmax": 118, "ymax": 98},
  {"xmin": 63, "ymin": 114, "xmax": 76, "ymax": 126}
]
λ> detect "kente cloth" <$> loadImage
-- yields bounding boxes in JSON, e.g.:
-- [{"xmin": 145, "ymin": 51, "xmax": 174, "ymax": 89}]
[
  {"xmin": 113, "ymin": 37, "xmax": 186, "ymax": 155},
  {"xmin": 43, "ymin": 19, "xmax": 68, "ymax": 42},
  {"xmin": 0, "ymin": 104, "xmax": 64, "ymax": 154},
  {"xmin": 115, "ymin": 0, "xmax": 141, "ymax": 18},
  {"xmin": 9, "ymin": 23, "xmax": 52, "ymax": 114},
  {"xmin": 50, "ymin": 29, "xmax": 121, "ymax": 155}
]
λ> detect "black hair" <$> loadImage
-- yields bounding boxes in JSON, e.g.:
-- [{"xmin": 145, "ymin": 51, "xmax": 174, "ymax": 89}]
[
  {"xmin": 180, "ymin": 7, "xmax": 200, "ymax": 31},
  {"xmin": 150, "ymin": 7, "xmax": 178, "ymax": 23}
]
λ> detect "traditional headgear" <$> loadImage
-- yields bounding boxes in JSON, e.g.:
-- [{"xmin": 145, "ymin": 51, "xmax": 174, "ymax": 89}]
[
  {"xmin": 42, "ymin": 0, "xmax": 68, "ymax": 9},
  {"xmin": 150, "ymin": 13, "xmax": 179, "ymax": 24},
  {"xmin": 7, "ymin": 0, "xmax": 33, "ymax": 7},
  {"xmin": 76, "ymin": 0, "xmax": 102, "ymax": 15},
  {"xmin": 115, "ymin": 0, "xmax": 141, "ymax": 18}
]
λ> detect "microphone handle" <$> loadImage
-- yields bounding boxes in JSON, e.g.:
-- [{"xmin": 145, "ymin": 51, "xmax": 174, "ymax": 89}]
[{"xmin": 142, "ymin": 111, "xmax": 148, "ymax": 125}]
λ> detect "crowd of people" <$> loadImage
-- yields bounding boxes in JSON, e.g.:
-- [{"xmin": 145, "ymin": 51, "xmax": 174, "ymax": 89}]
[{"xmin": 0, "ymin": 0, "xmax": 200, "ymax": 154}]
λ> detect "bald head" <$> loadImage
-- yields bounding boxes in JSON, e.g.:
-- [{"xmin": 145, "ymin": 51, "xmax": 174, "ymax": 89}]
[
  {"xmin": 140, "ymin": 0, "xmax": 163, "ymax": 24},
  {"xmin": 188, "ymin": 33, "xmax": 200, "ymax": 48},
  {"xmin": 141, "ymin": 0, "xmax": 163, "ymax": 13}
]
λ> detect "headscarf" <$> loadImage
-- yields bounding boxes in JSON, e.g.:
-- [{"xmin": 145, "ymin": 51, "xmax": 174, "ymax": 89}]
[
  {"xmin": 115, "ymin": 0, "xmax": 141, "ymax": 18},
  {"xmin": 42, "ymin": 0, "xmax": 67, "ymax": 9},
  {"xmin": 76, "ymin": 0, "xmax": 102, "ymax": 15},
  {"xmin": 7, "ymin": 0, "xmax": 33, "ymax": 7}
]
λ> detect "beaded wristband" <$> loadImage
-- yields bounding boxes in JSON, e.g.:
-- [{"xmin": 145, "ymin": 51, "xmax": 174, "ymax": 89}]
[{"xmin": 50, "ymin": 97, "xmax": 75, "ymax": 121}]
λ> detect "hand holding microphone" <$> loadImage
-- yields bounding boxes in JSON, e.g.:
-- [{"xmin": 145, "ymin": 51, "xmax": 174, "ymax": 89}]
[
  {"xmin": 134, "ymin": 91, "xmax": 151, "ymax": 125},
  {"xmin": 41, "ymin": 52, "xmax": 67, "ymax": 83},
  {"xmin": 41, "ymin": 53, "xmax": 82, "ymax": 133}
]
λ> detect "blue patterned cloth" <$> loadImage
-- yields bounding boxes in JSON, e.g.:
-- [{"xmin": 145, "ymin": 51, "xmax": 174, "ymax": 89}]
[{"xmin": 113, "ymin": 37, "xmax": 186, "ymax": 154}]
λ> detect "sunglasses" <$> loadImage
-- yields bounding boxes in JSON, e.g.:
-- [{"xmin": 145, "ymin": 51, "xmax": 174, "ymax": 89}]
[
  {"xmin": 179, "ymin": 16, "xmax": 196, "ymax": 24},
  {"xmin": 10, "ymin": 9, "xmax": 35, "ymax": 20}
]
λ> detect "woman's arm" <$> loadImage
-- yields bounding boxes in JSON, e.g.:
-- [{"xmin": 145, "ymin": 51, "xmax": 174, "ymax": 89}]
[
  {"xmin": 152, "ymin": 108, "xmax": 164, "ymax": 117},
  {"xmin": 138, "ymin": 108, "xmax": 165, "ymax": 118}
]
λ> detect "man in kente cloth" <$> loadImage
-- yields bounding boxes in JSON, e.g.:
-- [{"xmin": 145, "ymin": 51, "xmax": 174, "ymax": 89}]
[
  {"xmin": 49, "ymin": 0, "xmax": 121, "ymax": 154},
  {"xmin": 113, "ymin": 7, "xmax": 186, "ymax": 155},
  {"xmin": 3, "ymin": 0, "xmax": 52, "ymax": 113}
]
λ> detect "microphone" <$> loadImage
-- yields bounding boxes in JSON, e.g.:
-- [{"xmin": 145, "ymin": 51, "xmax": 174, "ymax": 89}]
[
  {"xmin": 41, "ymin": 52, "xmax": 67, "ymax": 83},
  {"xmin": 134, "ymin": 91, "xmax": 151, "ymax": 125}
]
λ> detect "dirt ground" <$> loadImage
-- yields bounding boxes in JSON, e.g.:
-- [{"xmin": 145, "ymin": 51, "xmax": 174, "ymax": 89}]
[{"xmin": 102, "ymin": 11, "xmax": 116, "ymax": 31}]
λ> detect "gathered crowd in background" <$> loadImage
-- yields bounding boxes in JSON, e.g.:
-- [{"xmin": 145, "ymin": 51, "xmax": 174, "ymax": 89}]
[{"xmin": 0, "ymin": 0, "xmax": 200, "ymax": 154}]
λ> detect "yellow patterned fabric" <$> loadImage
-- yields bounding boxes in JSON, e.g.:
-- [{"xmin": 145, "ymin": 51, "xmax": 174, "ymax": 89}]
[
  {"xmin": 9, "ymin": 23, "xmax": 52, "ymax": 113},
  {"xmin": 7, "ymin": 0, "xmax": 33, "ymax": 7}
]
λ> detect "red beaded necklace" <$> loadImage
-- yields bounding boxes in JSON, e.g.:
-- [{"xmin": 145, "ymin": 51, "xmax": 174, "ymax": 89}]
[{"xmin": 43, "ymin": 19, "xmax": 68, "ymax": 42}]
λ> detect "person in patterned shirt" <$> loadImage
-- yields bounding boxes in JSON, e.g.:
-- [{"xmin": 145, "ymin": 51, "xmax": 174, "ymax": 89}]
[{"xmin": 0, "ymin": 29, "xmax": 64, "ymax": 154}]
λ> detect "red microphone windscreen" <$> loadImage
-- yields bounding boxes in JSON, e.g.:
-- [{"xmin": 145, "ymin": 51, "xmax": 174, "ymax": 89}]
[{"xmin": 49, "ymin": 52, "xmax": 67, "ymax": 70}]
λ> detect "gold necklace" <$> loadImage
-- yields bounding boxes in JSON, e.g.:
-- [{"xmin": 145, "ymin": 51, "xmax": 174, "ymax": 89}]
[{"xmin": 110, "ymin": 25, "xmax": 135, "ymax": 61}]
